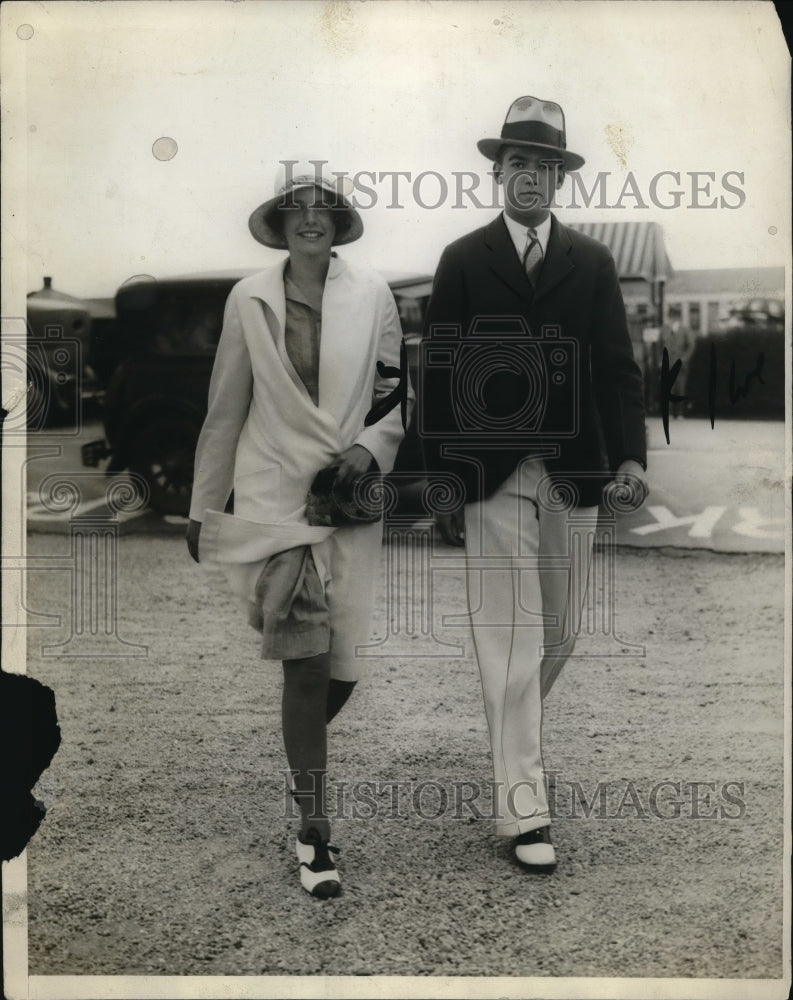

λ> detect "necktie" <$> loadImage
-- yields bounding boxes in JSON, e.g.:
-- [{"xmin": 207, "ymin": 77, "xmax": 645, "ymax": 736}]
[{"xmin": 522, "ymin": 228, "xmax": 543, "ymax": 286}]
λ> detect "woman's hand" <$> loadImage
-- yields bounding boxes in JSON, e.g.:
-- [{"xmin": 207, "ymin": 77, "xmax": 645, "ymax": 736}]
[
  {"xmin": 334, "ymin": 444, "xmax": 374, "ymax": 487},
  {"xmin": 186, "ymin": 518, "xmax": 201, "ymax": 563}
]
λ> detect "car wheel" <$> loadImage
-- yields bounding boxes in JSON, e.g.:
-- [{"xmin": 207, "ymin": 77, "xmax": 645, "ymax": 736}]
[{"xmin": 127, "ymin": 416, "xmax": 200, "ymax": 516}]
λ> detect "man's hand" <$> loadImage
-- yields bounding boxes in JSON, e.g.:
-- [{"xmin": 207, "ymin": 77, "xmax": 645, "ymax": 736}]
[
  {"xmin": 435, "ymin": 506, "xmax": 466, "ymax": 547},
  {"xmin": 335, "ymin": 444, "xmax": 374, "ymax": 488},
  {"xmin": 186, "ymin": 518, "xmax": 201, "ymax": 563},
  {"xmin": 610, "ymin": 459, "xmax": 649, "ymax": 511}
]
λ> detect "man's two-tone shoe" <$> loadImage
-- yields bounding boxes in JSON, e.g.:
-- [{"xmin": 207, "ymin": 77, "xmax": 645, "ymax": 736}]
[
  {"xmin": 514, "ymin": 826, "xmax": 557, "ymax": 873},
  {"xmin": 296, "ymin": 828, "xmax": 341, "ymax": 898}
]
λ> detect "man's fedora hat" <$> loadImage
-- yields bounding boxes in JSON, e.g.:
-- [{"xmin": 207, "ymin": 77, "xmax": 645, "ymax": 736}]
[
  {"xmin": 249, "ymin": 158, "xmax": 364, "ymax": 249},
  {"xmin": 477, "ymin": 96, "xmax": 585, "ymax": 171}
]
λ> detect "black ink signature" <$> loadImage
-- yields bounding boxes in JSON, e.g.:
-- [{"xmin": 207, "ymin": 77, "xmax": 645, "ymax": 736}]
[{"xmin": 660, "ymin": 345, "xmax": 765, "ymax": 445}]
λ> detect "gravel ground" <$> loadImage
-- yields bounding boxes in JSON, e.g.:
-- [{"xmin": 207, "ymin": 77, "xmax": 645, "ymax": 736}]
[{"xmin": 22, "ymin": 532, "xmax": 786, "ymax": 983}]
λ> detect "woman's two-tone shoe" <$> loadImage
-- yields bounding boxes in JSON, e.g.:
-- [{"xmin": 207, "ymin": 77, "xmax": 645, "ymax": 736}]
[{"xmin": 296, "ymin": 828, "xmax": 341, "ymax": 898}]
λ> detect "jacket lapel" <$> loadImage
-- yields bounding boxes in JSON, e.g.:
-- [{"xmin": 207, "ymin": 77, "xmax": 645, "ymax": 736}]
[
  {"xmin": 316, "ymin": 256, "xmax": 350, "ymax": 421},
  {"xmin": 245, "ymin": 259, "xmax": 288, "ymax": 344},
  {"xmin": 533, "ymin": 215, "xmax": 574, "ymax": 303},
  {"xmin": 242, "ymin": 256, "xmax": 355, "ymax": 431},
  {"xmin": 484, "ymin": 216, "xmax": 534, "ymax": 303},
  {"xmin": 242, "ymin": 259, "xmax": 326, "ymax": 412},
  {"xmin": 484, "ymin": 214, "xmax": 576, "ymax": 308}
]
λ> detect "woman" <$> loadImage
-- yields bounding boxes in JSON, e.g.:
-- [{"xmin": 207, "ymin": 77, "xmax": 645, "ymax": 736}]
[{"xmin": 186, "ymin": 160, "xmax": 411, "ymax": 898}]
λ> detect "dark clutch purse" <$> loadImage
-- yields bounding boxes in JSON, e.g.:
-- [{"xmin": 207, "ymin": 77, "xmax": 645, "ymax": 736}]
[{"xmin": 305, "ymin": 460, "xmax": 383, "ymax": 527}]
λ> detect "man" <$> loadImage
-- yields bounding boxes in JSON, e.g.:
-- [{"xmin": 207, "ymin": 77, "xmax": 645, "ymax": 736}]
[{"xmin": 420, "ymin": 96, "xmax": 648, "ymax": 871}]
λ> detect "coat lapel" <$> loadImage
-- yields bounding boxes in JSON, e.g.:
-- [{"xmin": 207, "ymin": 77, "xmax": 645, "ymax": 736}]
[
  {"xmin": 484, "ymin": 215, "xmax": 533, "ymax": 303},
  {"xmin": 483, "ymin": 214, "xmax": 576, "ymax": 308},
  {"xmin": 317, "ymin": 256, "xmax": 354, "ymax": 422},
  {"xmin": 242, "ymin": 256, "xmax": 356, "ymax": 431},
  {"xmin": 533, "ymin": 215, "xmax": 575, "ymax": 303},
  {"xmin": 245, "ymin": 259, "xmax": 288, "ymax": 344}
]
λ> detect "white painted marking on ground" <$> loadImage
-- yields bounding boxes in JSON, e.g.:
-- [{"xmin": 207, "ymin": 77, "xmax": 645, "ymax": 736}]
[
  {"xmin": 631, "ymin": 505, "xmax": 727, "ymax": 538},
  {"xmin": 731, "ymin": 507, "xmax": 785, "ymax": 538}
]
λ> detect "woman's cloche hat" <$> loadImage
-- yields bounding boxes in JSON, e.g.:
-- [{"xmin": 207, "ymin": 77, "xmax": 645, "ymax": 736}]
[
  {"xmin": 477, "ymin": 96, "xmax": 585, "ymax": 171},
  {"xmin": 248, "ymin": 158, "xmax": 364, "ymax": 249}
]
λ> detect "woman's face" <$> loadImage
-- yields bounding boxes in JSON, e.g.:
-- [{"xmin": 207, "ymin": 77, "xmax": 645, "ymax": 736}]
[{"xmin": 281, "ymin": 186, "xmax": 337, "ymax": 258}]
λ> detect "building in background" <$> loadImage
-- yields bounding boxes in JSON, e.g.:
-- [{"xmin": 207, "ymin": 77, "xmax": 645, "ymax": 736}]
[
  {"xmin": 568, "ymin": 221, "xmax": 672, "ymax": 350},
  {"xmin": 565, "ymin": 227, "xmax": 784, "ymax": 416}
]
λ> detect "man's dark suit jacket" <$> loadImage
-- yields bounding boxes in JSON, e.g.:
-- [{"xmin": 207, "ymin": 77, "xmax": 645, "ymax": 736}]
[{"xmin": 419, "ymin": 213, "xmax": 647, "ymax": 508}]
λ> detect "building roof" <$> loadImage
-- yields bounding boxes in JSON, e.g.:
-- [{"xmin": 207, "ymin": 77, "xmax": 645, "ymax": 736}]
[
  {"xmin": 568, "ymin": 221, "xmax": 672, "ymax": 283},
  {"xmin": 665, "ymin": 267, "xmax": 784, "ymax": 297}
]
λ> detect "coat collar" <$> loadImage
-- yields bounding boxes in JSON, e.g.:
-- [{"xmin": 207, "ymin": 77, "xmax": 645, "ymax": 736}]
[
  {"xmin": 244, "ymin": 255, "xmax": 347, "ymax": 333},
  {"xmin": 240, "ymin": 254, "xmax": 356, "ymax": 423},
  {"xmin": 484, "ymin": 213, "xmax": 574, "ymax": 305}
]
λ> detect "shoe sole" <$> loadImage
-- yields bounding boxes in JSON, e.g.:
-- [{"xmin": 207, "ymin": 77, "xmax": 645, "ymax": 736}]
[{"xmin": 516, "ymin": 860, "xmax": 557, "ymax": 874}]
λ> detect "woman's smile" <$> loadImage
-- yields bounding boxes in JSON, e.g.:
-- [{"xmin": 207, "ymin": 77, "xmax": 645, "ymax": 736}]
[{"xmin": 282, "ymin": 187, "xmax": 337, "ymax": 253}]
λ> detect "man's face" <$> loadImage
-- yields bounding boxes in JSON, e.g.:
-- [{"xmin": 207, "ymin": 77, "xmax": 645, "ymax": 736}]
[{"xmin": 495, "ymin": 145, "xmax": 565, "ymax": 226}]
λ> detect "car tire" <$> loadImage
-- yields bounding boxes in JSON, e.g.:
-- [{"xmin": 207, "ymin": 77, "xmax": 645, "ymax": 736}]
[{"xmin": 127, "ymin": 415, "xmax": 201, "ymax": 517}]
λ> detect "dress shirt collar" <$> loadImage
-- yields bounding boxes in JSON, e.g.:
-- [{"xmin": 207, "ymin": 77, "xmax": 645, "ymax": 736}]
[{"xmin": 502, "ymin": 211, "xmax": 552, "ymax": 262}]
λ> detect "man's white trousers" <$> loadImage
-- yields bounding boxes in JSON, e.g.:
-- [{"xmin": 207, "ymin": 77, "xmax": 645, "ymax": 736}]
[{"xmin": 463, "ymin": 458, "xmax": 597, "ymax": 837}]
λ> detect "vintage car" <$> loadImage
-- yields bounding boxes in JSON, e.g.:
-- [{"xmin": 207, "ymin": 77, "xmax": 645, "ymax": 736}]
[
  {"xmin": 82, "ymin": 270, "xmax": 433, "ymax": 515},
  {"xmin": 25, "ymin": 276, "xmax": 114, "ymax": 428},
  {"xmin": 685, "ymin": 321, "xmax": 785, "ymax": 420},
  {"xmin": 719, "ymin": 297, "xmax": 784, "ymax": 330},
  {"xmin": 25, "ymin": 294, "xmax": 102, "ymax": 428}
]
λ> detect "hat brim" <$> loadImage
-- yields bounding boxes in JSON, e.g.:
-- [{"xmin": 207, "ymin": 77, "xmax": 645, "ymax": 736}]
[
  {"xmin": 477, "ymin": 137, "xmax": 585, "ymax": 171},
  {"xmin": 248, "ymin": 182, "xmax": 364, "ymax": 249}
]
